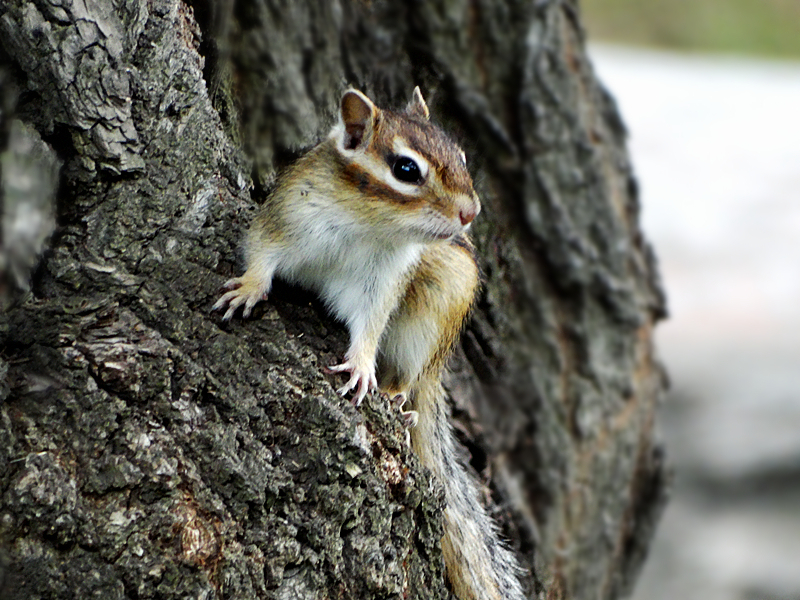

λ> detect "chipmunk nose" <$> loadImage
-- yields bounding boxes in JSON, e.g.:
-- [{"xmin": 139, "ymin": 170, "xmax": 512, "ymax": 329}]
[{"xmin": 459, "ymin": 204, "xmax": 479, "ymax": 226}]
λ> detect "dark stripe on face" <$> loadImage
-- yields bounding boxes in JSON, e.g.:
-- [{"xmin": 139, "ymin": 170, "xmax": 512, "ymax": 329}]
[{"xmin": 340, "ymin": 162, "xmax": 425, "ymax": 207}]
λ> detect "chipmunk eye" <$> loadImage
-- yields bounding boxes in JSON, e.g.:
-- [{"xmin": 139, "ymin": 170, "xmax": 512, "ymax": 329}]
[{"xmin": 392, "ymin": 156, "xmax": 422, "ymax": 184}]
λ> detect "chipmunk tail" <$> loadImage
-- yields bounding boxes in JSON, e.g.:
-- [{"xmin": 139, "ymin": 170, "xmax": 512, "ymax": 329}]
[{"xmin": 409, "ymin": 376, "xmax": 526, "ymax": 600}]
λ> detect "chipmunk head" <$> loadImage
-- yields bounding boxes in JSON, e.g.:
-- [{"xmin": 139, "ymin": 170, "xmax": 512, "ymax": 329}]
[{"xmin": 331, "ymin": 87, "xmax": 480, "ymax": 242}]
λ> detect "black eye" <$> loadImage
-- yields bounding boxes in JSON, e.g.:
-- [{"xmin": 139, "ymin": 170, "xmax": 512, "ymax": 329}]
[{"xmin": 392, "ymin": 156, "xmax": 422, "ymax": 184}]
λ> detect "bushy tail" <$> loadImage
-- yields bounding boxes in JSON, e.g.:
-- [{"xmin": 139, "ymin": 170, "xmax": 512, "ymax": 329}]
[{"xmin": 410, "ymin": 376, "xmax": 525, "ymax": 600}]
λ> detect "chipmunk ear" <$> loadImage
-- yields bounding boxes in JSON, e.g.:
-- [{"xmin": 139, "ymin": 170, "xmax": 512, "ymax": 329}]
[
  {"xmin": 341, "ymin": 89, "xmax": 378, "ymax": 150},
  {"xmin": 406, "ymin": 86, "xmax": 430, "ymax": 121}
]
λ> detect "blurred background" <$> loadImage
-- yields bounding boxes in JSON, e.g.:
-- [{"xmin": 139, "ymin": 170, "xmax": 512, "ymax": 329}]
[{"xmin": 581, "ymin": 1, "xmax": 800, "ymax": 599}]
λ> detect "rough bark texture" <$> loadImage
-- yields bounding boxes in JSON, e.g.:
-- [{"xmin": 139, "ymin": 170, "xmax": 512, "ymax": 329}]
[{"xmin": 0, "ymin": 1, "xmax": 668, "ymax": 599}]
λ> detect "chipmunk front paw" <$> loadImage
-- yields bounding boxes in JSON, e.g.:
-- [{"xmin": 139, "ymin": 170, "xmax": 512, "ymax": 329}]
[
  {"xmin": 326, "ymin": 358, "xmax": 378, "ymax": 407},
  {"xmin": 212, "ymin": 275, "xmax": 269, "ymax": 320}
]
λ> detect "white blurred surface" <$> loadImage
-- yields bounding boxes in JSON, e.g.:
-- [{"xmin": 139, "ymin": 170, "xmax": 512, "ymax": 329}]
[{"xmin": 589, "ymin": 45, "xmax": 800, "ymax": 600}]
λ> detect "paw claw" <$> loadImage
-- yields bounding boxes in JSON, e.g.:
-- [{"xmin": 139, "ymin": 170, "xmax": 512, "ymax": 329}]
[
  {"xmin": 401, "ymin": 410, "xmax": 419, "ymax": 429},
  {"xmin": 213, "ymin": 275, "xmax": 268, "ymax": 320},
  {"xmin": 328, "ymin": 358, "xmax": 377, "ymax": 407},
  {"xmin": 336, "ymin": 378, "xmax": 357, "ymax": 397},
  {"xmin": 391, "ymin": 393, "xmax": 407, "ymax": 409}
]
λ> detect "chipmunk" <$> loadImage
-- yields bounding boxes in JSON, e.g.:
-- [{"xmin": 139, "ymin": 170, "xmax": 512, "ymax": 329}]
[{"xmin": 214, "ymin": 88, "xmax": 525, "ymax": 600}]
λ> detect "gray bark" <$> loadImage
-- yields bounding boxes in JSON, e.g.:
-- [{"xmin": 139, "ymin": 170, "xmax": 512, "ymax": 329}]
[{"xmin": 0, "ymin": 1, "xmax": 668, "ymax": 599}]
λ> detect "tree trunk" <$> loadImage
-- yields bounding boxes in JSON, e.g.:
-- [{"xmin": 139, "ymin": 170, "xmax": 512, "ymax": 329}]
[{"xmin": 0, "ymin": 1, "xmax": 668, "ymax": 599}]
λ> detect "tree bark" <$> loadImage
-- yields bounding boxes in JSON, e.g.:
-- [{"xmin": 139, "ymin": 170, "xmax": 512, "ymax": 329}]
[{"xmin": 0, "ymin": 1, "xmax": 668, "ymax": 599}]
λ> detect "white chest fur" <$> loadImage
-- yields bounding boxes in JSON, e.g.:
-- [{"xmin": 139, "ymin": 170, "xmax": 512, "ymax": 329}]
[{"xmin": 275, "ymin": 193, "xmax": 424, "ymax": 337}]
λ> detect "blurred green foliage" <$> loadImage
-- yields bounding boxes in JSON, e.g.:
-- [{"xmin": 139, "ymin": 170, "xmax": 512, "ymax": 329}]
[{"xmin": 580, "ymin": 0, "xmax": 800, "ymax": 58}]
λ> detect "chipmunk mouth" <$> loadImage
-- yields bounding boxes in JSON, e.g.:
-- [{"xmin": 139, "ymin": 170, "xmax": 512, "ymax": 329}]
[
  {"xmin": 427, "ymin": 226, "xmax": 459, "ymax": 241},
  {"xmin": 415, "ymin": 213, "xmax": 462, "ymax": 241}
]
